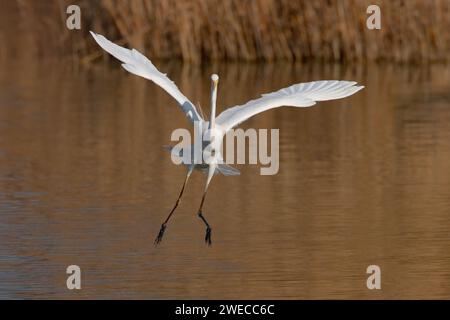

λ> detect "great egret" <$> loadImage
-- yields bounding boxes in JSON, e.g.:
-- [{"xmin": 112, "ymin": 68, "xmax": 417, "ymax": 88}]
[{"xmin": 90, "ymin": 31, "xmax": 364, "ymax": 246}]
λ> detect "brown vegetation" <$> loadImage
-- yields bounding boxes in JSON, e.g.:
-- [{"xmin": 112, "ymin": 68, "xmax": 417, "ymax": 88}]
[{"xmin": 6, "ymin": 0, "xmax": 450, "ymax": 63}]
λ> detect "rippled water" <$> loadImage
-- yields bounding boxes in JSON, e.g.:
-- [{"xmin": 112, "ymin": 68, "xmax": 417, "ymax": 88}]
[{"xmin": 0, "ymin": 57, "xmax": 450, "ymax": 299}]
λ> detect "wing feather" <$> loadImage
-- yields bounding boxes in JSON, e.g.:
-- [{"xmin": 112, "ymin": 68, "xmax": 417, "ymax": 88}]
[
  {"xmin": 216, "ymin": 80, "xmax": 363, "ymax": 131},
  {"xmin": 90, "ymin": 31, "xmax": 203, "ymax": 123}
]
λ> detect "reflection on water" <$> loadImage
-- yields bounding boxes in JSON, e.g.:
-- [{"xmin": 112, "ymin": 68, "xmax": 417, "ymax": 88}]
[{"xmin": 0, "ymin": 57, "xmax": 450, "ymax": 299}]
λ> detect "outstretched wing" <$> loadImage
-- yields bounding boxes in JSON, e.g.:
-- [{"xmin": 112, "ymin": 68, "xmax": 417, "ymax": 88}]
[
  {"xmin": 216, "ymin": 80, "xmax": 363, "ymax": 132},
  {"xmin": 90, "ymin": 31, "xmax": 203, "ymax": 123}
]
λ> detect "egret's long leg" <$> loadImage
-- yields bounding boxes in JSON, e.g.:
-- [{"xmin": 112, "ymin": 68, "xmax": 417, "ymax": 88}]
[
  {"xmin": 198, "ymin": 192, "xmax": 212, "ymax": 245},
  {"xmin": 154, "ymin": 167, "xmax": 193, "ymax": 245},
  {"xmin": 197, "ymin": 165, "xmax": 216, "ymax": 245}
]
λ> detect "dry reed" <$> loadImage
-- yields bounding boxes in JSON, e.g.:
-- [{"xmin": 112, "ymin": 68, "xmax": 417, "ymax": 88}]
[{"xmin": 8, "ymin": 0, "xmax": 450, "ymax": 63}]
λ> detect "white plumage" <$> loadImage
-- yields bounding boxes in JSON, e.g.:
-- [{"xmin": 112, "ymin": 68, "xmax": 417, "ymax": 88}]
[
  {"xmin": 90, "ymin": 31, "xmax": 203, "ymax": 124},
  {"xmin": 216, "ymin": 80, "xmax": 364, "ymax": 132},
  {"xmin": 89, "ymin": 31, "xmax": 364, "ymax": 245},
  {"xmin": 90, "ymin": 31, "xmax": 363, "ymax": 135}
]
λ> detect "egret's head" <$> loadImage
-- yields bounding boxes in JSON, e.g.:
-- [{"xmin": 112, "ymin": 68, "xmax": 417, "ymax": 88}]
[{"xmin": 211, "ymin": 74, "xmax": 219, "ymax": 88}]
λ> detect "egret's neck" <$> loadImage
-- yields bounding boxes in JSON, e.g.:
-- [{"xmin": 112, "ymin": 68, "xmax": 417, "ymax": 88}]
[{"xmin": 209, "ymin": 82, "xmax": 217, "ymax": 131}]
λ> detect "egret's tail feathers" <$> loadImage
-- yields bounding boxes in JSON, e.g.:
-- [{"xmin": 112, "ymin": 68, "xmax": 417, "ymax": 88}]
[
  {"xmin": 217, "ymin": 164, "xmax": 241, "ymax": 176},
  {"xmin": 164, "ymin": 146, "xmax": 240, "ymax": 176}
]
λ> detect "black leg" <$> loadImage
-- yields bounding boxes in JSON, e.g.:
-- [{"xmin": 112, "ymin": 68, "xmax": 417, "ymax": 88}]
[
  {"xmin": 154, "ymin": 171, "xmax": 191, "ymax": 245},
  {"xmin": 197, "ymin": 192, "xmax": 212, "ymax": 245},
  {"xmin": 198, "ymin": 211, "xmax": 212, "ymax": 245}
]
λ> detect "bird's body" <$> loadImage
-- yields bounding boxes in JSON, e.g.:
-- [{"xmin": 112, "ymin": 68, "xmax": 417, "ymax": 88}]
[
  {"xmin": 90, "ymin": 31, "xmax": 364, "ymax": 245},
  {"xmin": 165, "ymin": 143, "xmax": 240, "ymax": 176}
]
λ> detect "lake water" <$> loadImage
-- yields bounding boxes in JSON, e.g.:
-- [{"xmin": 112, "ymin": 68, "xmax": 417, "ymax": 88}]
[{"xmin": 0, "ymin": 58, "xmax": 450, "ymax": 299}]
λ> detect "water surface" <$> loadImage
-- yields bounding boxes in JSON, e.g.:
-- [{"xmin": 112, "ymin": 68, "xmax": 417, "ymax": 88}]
[{"xmin": 1, "ymin": 58, "xmax": 450, "ymax": 299}]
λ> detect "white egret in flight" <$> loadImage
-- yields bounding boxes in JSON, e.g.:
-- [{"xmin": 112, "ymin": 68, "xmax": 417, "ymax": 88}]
[{"xmin": 90, "ymin": 31, "xmax": 364, "ymax": 246}]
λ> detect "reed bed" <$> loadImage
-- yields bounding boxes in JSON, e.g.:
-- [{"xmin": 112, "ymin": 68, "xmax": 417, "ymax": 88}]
[{"xmin": 9, "ymin": 0, "xmax": 450, "ymax": 63}]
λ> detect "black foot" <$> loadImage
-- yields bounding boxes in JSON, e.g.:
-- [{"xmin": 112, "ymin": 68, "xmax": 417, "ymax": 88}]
[
  {"xmin": 205, "ymin": 227, "xmax": 212, "ymax": 245},
  {"xmin": 154, "ymin": 223, "xmax": 166, "ymax": 245},
  {"xmin": 198, "ymin": 211, "xmax": 212, "ymax": 246}
]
